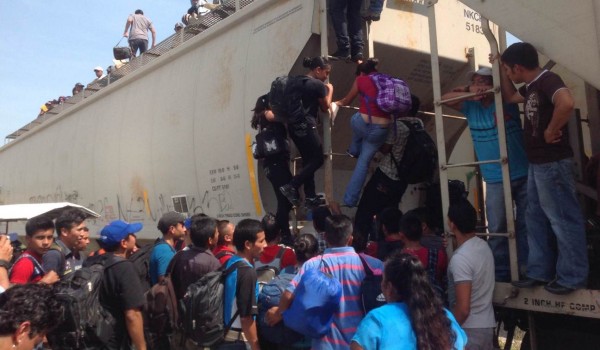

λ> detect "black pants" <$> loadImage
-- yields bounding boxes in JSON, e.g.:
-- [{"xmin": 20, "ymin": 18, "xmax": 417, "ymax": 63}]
[
  {"xmin": 264, "ymin": 157, "xmax": 293, "ymax": 238},
  {"xmin": 287, "ymin": 122, "xmax": 324, "ymax": 198},
  {"xmin": 354, "ymin": 168, "xmax": 408, "ymax": 241}
]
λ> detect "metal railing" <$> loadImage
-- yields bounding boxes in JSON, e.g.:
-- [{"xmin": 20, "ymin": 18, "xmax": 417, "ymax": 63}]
[{"xmin": 5, "ymin": 0, "xmax": 254, "ymax": 143}]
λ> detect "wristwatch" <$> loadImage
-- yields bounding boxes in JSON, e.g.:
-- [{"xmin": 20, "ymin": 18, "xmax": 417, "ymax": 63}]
[{"xmin": 0, "ymin": 259, "xmax": 10, "ymax": 270}]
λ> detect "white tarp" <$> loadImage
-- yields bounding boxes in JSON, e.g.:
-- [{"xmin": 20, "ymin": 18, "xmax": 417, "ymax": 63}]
[{"xmin": 0, "ymin": 202, "xmax": 100, "ymax": 222}]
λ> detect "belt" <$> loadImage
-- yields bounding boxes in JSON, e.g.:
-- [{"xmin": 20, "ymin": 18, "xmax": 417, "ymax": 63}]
[{"xmin": 224, "ymin": 329, "xmax": 248, "ymax": 342}]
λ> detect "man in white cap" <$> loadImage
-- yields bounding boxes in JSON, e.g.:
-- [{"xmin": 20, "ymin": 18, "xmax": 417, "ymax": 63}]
[
  {"xmin": 441, "ymin": 66, "xmax": 529, "ymax": 283},
  {"xmin": 93, "ymin": 66, "xmax": 105, "ymax": 80}
]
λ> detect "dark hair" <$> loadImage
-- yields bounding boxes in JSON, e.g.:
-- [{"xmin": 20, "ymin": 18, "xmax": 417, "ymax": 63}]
[
  {"xmin": 0, "ymin": 284, "xmax": 64, "ymax": 337},
  {"xmin": 55, "ymin": 208, "xmax": 86, "ymax": 235},
  {"xmin": 405, "ymin": 207, "xmax": 434, "ymax": 232},
  {"xmin": 447, "ymin": 199, "xmax": 477, "ymax": 233},
  {"xmin": 294, "ymin": 234, "xmax": 319, "ymax": 264},
  {"xmin": 324, "ymin": 215, "xmax": 353, "ymax": 247},
  {"xmin": 385, "ymin": 252, "xmax": 455, "ymax": 350},
  {"xmin": 400, "ymin": 212, "xmax": 422, "ymax": 242},
  {"xmin": 379, "ymin": 207, "xmax": 402, "ymax": 234},
  {"xmin": 357, "ymin": 58, "xmax": 379, "ymax": 75},
  {"xmin": 302, "ymin": 56, "xmax": 330, "ymax": 71},
  {"xmin": 501, "ymin": 42, "xmax": 539, "ymax": 70},
  {"xmin": 25, "ymin": 215, "xmax": 55, "ymax": 237},
  {"xmin": 232, "ymin": 219, "xmax": 263, "ymax": 252},
  {"xmin": 190, "ymin": 217, "xmax": 217, "ymax": 248},
  {"xmin": 135, "ymin": 9, "xmax": 144, "ymax": 15},
  {"xmin": 261, "ymin": 213, "xmax": 281, "ymax": 243},
  {"xmin": 409, "ymin": 94, "xmax": 421, "ymax": 117},
  {"xmin": 251, "ymin": 94, "xmax": 269, "ymax": 130},
  {"xmin": 217, "ymin": 220, "xmax": 232, "ymax": 245},
  {"xmin": 351, "ymin": 232, "xmax": 368, "ymax": 253},
  {"xmin": 312, "ymin": 206, "xmax": 332, "ymax": 232}
]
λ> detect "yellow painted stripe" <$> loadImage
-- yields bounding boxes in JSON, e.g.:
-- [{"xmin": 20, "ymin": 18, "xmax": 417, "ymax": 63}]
[{"xmin": 245, "ymin": 134, "xmax": 262, "ymax": 216}]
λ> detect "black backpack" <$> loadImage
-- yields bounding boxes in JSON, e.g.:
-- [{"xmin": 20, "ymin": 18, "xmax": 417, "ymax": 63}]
[
  {"xmin": 358, "ymin": 254, "xmax": 386, "ymax": 314},
  {"xmin": 47, "ymin": 256, "xmax": 126, "ymax": 350},
  {"xmin": 392, "ymin": 119, "xmax": 438, "ymax": 184},
  {"xmin": 129, "ymin": 238, "xmax": 165, "ymax": 292},
  {"xmin": 180, "ymin": 259, "xmax": 245, "ymax": 346},
  {"xmin": 268, "ymin": 75, "xmax": 309, "ymax": 124}
]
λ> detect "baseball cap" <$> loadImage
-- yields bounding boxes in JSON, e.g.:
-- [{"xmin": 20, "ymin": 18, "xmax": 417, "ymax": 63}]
[
  {"xmin": 94, "ymin": 66, "xmax": 103, "ymax": 72},
  {"xmin": 467, "ymin": 67, "xmax": 493, "ymax": 80},
  {"xmin": 99, "ymin": 220, "xmax": 143, "ymax": 248},
  {"xmin": 174, "ymin": 22, "xmax": 184, "ymax": 31},
  {"xmin": 157, "ymin": 211, "xmax": 186, "ymax": 233}
]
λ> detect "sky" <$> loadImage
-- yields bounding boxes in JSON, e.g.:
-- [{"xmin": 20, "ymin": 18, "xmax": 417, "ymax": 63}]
[{"xmin": 0, "ymin": 1, "xmax": 186, "ymax": 141}]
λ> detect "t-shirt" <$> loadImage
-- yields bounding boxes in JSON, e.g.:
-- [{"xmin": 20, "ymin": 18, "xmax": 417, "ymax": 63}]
[
  {"xmin": 402, "ymin": 246, "xmax": 448, "ymax": 288},
  {"xmin": 287, "ymin": 247, "xmax": 384, "ymax": 349},
  {"xmin": 171, "ymin": 246, "xmax": 221, "ymax": 300},
  {"xmin": 351, "ymin": 302, "xmax": 467, "ymax": 350},
  {"xmin": 149, "ymin": 240, "xmax": 176, "ymax": 285},
  {"xmin": 357, "ymin": 74, "xmax": 387, "ymax": 118},
  {"xmin": 461, "ymin": 101, "xmax": 529, "ymax": 183},
  {"xmin": 448, "ymin": 236, "xmax": 495, "ymax": 329},
  {"xmin": 518, "ymin": 70, "xmax": 573, "ymax": 164},
  {"xmin": 223, "ymin": 256, "xmax": 259, "ymax": 330},
  {"xmin": 213, "ymin": 245, "xmax": 236, "ymax": 265},
  {"xmin": 128, "ymin": 14, "xmax": 154, "ymax": 41},
  {"xmin": 299, "ymin": 76, "xmax": 327, "ymax": 126},
  {"xmin": 90, "ymin": 254, "xmax": 145, "ymax": 349},
  {"xmin": 257, "ymin": 244, "xmax": 297, "ymax": 270},
  {"xmin": 9, "ymin": 250, "xmax": 44, "ymax": 284},
  {"xmin": 376, "ymin": 237, "xmax": 404, "ymax": 261},
  {"xmin": 42, "ymin": 239, "xmax": 84, "ymax": 278}
]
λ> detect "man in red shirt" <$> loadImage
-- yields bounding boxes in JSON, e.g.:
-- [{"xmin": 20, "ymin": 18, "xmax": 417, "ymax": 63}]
[
  {"xmin": 255, "ymin": 214, "xmax": 296, "ymax": 271},
  {"xmin": 213, "ymin": 219, "xmax": 237, "ymax": 265},
  {"xmin": 9, "ymin": 215, "xmax": 59, "ymax": 285}
]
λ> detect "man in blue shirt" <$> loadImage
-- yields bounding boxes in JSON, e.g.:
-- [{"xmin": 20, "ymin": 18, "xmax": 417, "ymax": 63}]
[
  {"xmin": 442, "ymin": 67, "xmax": 529, "ymax": 282},
  {"xmin": 149, "ymin": 211, "xmax": 187, "ymax": 285}
]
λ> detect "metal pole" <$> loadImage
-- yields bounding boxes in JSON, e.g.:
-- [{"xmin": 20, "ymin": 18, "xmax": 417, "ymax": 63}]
[
  {"xmin": 427, "ymin": 0, "xmax": 452, "ymax": 253},
  {"xmin": 482, "ymin": 18, "xmax": 519, "ymax": 281},
  {"xmin": 320, "ymin": 0, "xmax": 334, "ymax": 202}
]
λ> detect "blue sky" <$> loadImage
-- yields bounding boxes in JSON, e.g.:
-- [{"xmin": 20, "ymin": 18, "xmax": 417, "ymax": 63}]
[{"xmin": 0, "ymin": 1, "xmax": 185, "ymax": 140}]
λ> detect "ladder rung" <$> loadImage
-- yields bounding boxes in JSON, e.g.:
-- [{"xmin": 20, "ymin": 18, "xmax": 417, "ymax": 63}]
[
  {"xmin": 435, "ymin": 87, "xmax": 498, "ymax": 106},
  {"xmin": 443, "ymin": 158, "xmax": 505, "ymax": 169}
]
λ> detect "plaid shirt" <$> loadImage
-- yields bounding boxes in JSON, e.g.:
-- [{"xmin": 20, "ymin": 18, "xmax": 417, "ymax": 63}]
[{"xmin": 378, "ymin": 117, "xmax": 423, "ymax": 181}]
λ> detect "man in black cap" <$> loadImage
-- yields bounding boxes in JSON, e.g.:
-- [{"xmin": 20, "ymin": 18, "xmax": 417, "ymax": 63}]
[{"xmin": 149, "ymin": 211, "xmax": 187, "ymax": 285}]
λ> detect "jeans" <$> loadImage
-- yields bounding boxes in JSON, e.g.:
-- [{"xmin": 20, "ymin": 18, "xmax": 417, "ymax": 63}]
[
  {"xmin": 354, "ymin": 168, "xmax": 408, "ymax": 241},
  {"xmin": 486, "ymin": 177, "xmax": 528, "ymax": 282},
  {"xmin": 526, "ymin": 158, "xmax": 588, "ymax": 289},
  {"xmin": 344, "ymin": 113, "xmax": 390, "ymax": 206},
  {"xmin": 328, "ymin": 0, "xmax": 364, "ymax": 55},
  {"xmin": 264, "ymin": 157, "xmax": 293, "ymax": 238},
  {"xmin": 288, "ymin": 121, "xmax": 324, "ymax": 198},
  {"xmin": 129, "ymin": 38, "xmax": 148, "ymax": 56},
  {"xmin": 368, "ymin": 0, "xmax": 384, "ymax": 14}
]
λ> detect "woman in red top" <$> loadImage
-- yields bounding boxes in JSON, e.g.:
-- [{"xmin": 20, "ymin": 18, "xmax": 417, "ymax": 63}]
[{"xmin": 335, "ymin": 58, "xmax": 392, "ymax": 207}]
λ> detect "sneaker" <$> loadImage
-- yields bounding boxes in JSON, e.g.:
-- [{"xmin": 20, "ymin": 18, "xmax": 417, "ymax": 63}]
[
  {"xmin": 305, "ymin": 195, "xmax": 326, "ymax": 209},
  {"xmin": 511, "ymin": 278, "xmax": 546, "ymax": 288},
  {"xmin": 544, "ymin": 280, "xmax": 576, "ymax": 295},
  {"xmin": 279, "ymin": 184, "xmax": 300, "ymax": 207},
  {"xmin": 351, "ymin": 53, "xmax": 364, "ymax": 63},
  {"xmin": 330, "ymin": 50, "xmax": 351, "ymax": 61}
]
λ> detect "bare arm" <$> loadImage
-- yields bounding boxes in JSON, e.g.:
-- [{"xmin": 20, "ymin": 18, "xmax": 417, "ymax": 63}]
[
  {"xmin": 544, "ymin": 89, "xmax": 575, "ymax": 143},
  {"xmin": 240, "ymin": 316, "xmax": 260, "ymax": 350},
  {"xmin": 264, "ymin": 110, "xmax": 276, "ymax": 122},
  {"xmin": 319, "ymin": 83, "xmax": 334, "ymax": 112},
  {"xmin": 150, "ymin": 26, "xmax": 157, "ymax": 48},
  {"xmin": 125, "ymin": 308, "xmax": 147, "ymax": 350},
  {"xmin": 123, "ymin": 18, "xmax": 132, "ymax": 37},
  {"xmin": 335, "ymin": 80, "xmax": 359, "ymax": 107},
  {"xmin": 451, "ymin": 281, "xmax": 472, "ymax": 325},
  {"xmin": 440, "ymin": 87, "xmax": 469, "ymax": 111},
  {"xmin": 265, "ymin": 290, "xmax": 294, "ymax": 326},
  {"xmin": 0, "ymin": 236, "xmax": 12, "ymax": 290},
  {"xmin": 350, "ymin": 342, "xmax": 364, "ymax": 350}
]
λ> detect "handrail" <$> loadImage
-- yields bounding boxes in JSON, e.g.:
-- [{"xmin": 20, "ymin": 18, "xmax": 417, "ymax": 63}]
[{"xmin": 5, "ymin": 0, "xmax": 255, "ymax": 142}]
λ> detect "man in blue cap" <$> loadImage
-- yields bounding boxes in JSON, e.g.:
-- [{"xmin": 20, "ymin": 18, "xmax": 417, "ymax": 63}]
[{"xmin": 89, "ymin": 220, "xmax": 146, "ymax": 350}]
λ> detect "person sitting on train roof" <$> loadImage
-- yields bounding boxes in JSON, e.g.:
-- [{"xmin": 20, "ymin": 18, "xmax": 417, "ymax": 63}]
[
  {"xmin": 441, "ymin": 64, "xmax": 529, "ymax": 283},
  {"xmin": 500, "ymin": 42, "xmax": 588, "ymax": 295}
]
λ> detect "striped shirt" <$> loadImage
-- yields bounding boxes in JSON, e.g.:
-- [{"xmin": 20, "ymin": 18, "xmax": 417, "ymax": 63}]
[
  {"xmin": 287, "ymin": 247, "xmax": 384, "ymax": 349},
  {"xmin": 377, "ymin": 117, "xmax": 422, "ymax": 181}
]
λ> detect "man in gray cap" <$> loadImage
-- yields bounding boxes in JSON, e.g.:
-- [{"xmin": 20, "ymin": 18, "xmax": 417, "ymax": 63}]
[
  {"xmin": 442, "ymin": 66, "xmax": 529, "ymax": 283},
  {"xmin": 149, "ymin": 211, "xmax": 187, "ymax": 285}
]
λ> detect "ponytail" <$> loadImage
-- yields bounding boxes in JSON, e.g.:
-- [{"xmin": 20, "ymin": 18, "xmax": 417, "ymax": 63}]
[{"xmin": 302, "ymin": 56, "xmax": 331, "ymax": 71}]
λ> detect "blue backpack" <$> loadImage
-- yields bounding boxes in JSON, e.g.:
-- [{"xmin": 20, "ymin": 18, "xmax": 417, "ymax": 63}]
[
  {"xmin": 257, "ymin": 272, "xmax": 305, "ymax": 345},
  {"xmin": 282, "ymin": 259, "xmax": 342, "ymax": 338}
]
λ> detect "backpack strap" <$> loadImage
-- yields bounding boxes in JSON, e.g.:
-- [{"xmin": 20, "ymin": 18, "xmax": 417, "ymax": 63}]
[
  {"xmin": 427, "ymin": 248, "xmax": 438, "ymax": 286},
  {"xmin": 358, "ymin": 253, "xmax": 373, "ymax": 277},
  {"xmin": 10, "ymin": 252, "xmax": 45, "ymax": 282},
  {"xmin": 215, "ymin": 250, "xmax": 235, "ymax": 260},
  {"xmin": 274, "ymin": 245, "xmax": 286, "ymax": 270}
]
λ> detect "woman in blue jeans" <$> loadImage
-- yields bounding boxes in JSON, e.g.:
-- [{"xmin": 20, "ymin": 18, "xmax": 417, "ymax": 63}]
[{"xmin": 335, "ymin": 58, "xmax": 391, "ymax": 207}]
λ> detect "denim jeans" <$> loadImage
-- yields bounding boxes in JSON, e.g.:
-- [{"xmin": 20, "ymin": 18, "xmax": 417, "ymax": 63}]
[
  {"xmin": 129, "ymin": 38, "xmax": 148, "ymax": 57},
  {"xmin": 288, "ymin": 121, "xmax": 324, "ymax": 198},
  {"xmin": 344, "ymin": 113, "xmax": 389, "ymax": 206},
  {"xmin": 369, "ymin": 0, "xmax": 384, "ymax": 14},
  {"xmin": 526, "ymin": 158, "xmax": 588, "ymax": 289},
  {"xmin": 328, "ymin": 0, "xmax": 364, "ymax": 55},
  {"xmin": 486, "ymin": 177, "xmax": 528, "ymax": 282}
]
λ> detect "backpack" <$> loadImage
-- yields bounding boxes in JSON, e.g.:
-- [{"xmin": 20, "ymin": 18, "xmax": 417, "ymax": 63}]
[
  {"xmin": 392, "ymin": 119, "xmax": 437, "ymax": 184},
  {"xmin": 370, "ymin": 73, "xmax": 412, "ymax": 115},
  {"xmin": 9, "ymin": 252, "xmax": 45, "ymax": 282},
  {"xmin": 254, "ymin": 245, "xmax": 286, "ymax": 290},
  {"xmin": 144, "ymin": 253, "xmax": 179, "ymax": 339},
  {"xmin": 268, "ymin": 75, "xmax": 309, "ymax": 124},
  {"xmin": 215, "ymin": 249, "xmax": 235, "ymax": 261},
  {"xmin": 46, "ymin": 256, "xmax": 126, "ymax": 350},
  {"xmin": 252, "ymin": 127, "xmax": 289, "ymax": 160},
  {"xmin": 358, "ymin": 253, "xmax": 385, "ymax": 314},
  {"xmin": 257, "ymin": 272, "xmax": 304, "ymax": 345},
  {"xmin": 282, "ymin": 258, "xmax": 342, "ymax": 338},
  {"xmin": 427, "ymin": 248, "xmax": 447, "ymax": 304},
  {"xmin": 129, "ymin": 238, "xmax": 165, "ymax": 292},
  {"xmin": 180, "ymin": 258, "xmax": 246, "ymax": 346}
]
